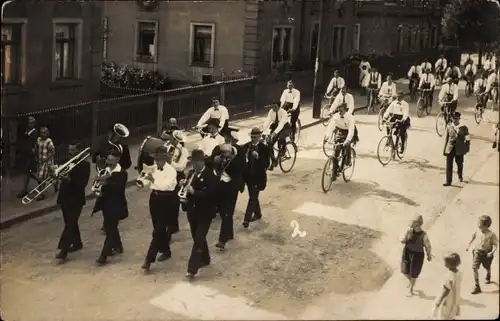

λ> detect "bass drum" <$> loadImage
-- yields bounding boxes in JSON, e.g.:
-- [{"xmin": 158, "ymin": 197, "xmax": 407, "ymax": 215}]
[{"xmin": 139, "ymin": 136, "xmax": 170, "ymax": 162}]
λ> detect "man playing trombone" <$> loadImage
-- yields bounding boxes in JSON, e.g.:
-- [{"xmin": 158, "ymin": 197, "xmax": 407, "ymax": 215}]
[
  {"xmin": 139, "ymin": 146, "xmax": 178, "ymax": 271},
  {"xmin": 55, "ymin": 142, "xmax": 91, "ymax": 262}
]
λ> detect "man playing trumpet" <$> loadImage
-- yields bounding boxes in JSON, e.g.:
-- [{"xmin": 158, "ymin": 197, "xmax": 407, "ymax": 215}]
[{"xmin": 139, "ymin": 146, "xmax": 179, "ymax": 271}]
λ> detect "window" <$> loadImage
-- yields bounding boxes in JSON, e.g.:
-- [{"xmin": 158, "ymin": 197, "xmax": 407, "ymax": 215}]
[
  {"xmin": 352, "ymin": 23, "xmax": 360, "ymax": 52},
  {"xmin": 1, "ymin": 24, "xmax": 22, "ymax": 85},
  {"xmin": 189, "ymin": 23, "xmax": 215, "ymax": 67},
  {"xmin": 54, "ymin": 24, "xmax": 77, "ymax": 79},
  {"xmin": 136, "ymin": 21, "xmax": 158, "ymax": 62},
  {"xmin": 332, "ymin": 25, "xmax": 346, "ymax": 61},
  {"xmin": 310, "ymin": 23, "xmax": 319, "ymax": 62},
  {"xmin": 272, "ymin": 26, "xmax": 293, "ymax": 69}
]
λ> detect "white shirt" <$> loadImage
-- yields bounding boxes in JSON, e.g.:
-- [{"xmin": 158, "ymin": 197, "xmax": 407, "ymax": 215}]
[
  {"xmin": 326, "ymin": 76, "xmax": 346, "ymax": 94},
  {"xmin": 484, "ymin": 59, "xmax": 492, "ymax": 71},
  {"xmin": 325, "ymin": 113, "xmax": 356, "ymax": 142},
  {"xmin": 329, "ymin": 93, "xmax": 355, "ymax": 115},
  {"xmin": 437, "ymin": 270, "xmax": 462, "ymax": 320},
  {"xmin": 474, "ymin": 78, "xmax": 487, "ymax": 93},
  {"xmin": 149, "ymin": 163, "xmax": 177, "ymax": 191},
  {"xmin": 438, "ymin": 83, "xmax": 459, "ymax": 102},
  {"xmin": 107, "ymin": 163, "xmax": 122, "ymax": 174},
  {"xmin": 359, "ymin": 61, "xmax": 371, "ymax": 72},
  {"xmin": 384, "ymin": 100, "xmax": 409, "ymax": 121},
  {"xmin": 171, "ymin": 146, "xmax": 189, "ymax": 172},
  {"xmin": 379, "ymin": 81, "xmax": 397, "ymax": 99},
  {"xmin": 444, "ymin": 66, "xmax": 462, "ymax": 79},
  {"xmin": 280, "ymin": 88, "xmax": 301, "ymax": 110},
  {"xmin": 420, "ymin": 62, "xmax": 432, "ymax": 72},
  {"xmin": 419, "ymin": 73, "xmax": 436, "ymax": 88},
  {"xmin": 199, "ymin": 133, "xmax": 225, "ymax": 157},
  {"xmin": 263, "ymin": 108, "xmax": 289, "ymax": 135},
  {"xmin": 408, "ymin": 65, "xmax": 422, "ymax": 77},
  {"xmin": 464, "ymin": 63, "xmax": 477, "ymax": 75},
  {"xmin": 486, "ymin": 72, "xmax": 498, "ymax": 92},
  {"xmin": 366, "ymin": 71, "xmax": 382, "ymax": 88},
  {"xmin": 435, "ymin": 58, "xmax": 448, "ymax": 70},
  {"xmin": 197, "ymin": 105, "xmax": 230, "ymax": 131}
]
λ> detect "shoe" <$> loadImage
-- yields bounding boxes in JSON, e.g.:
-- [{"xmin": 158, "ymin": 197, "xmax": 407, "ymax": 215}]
[
  {"xmin": 443, "ymin": 183, "xmax": 451, "ymax": 186},
  {"xmin": 242, "ymin": 221, "xmax": 249, "ymax": 228},
  {"xmin": 55, "ymin": 251, "xmax": 68, "ymax": 260},
  {"xmin": 471, "ymin": 286, "xmax": 482, "ymax": 294},
  {"xmin": 96, "ymin": 256, "xmax": 107, "ymax": 266},
  {"xmin": 459, "ymin": 177, "xmax": 463, "ymax": 183},
  {"xmin": 141, "ymin": 261, "xmax": 151, "ymax": 271},
  {"xmin": 157, "ymin": 253, "xmax": 171, "ymax": 262},
  {"xmin": 186, "ymin": 272, "xmax": 196, "ymax": 279},
  {"xmin": 68, "ymin": 245, "xmax": 83, "ymax": 253},
  {"xmin": 215, "ymin": 242, "xmax": 225, "ymax": 249},
  {"xmin": 485, "ymin": 275, "xmax": 491, "ymax": 284}
]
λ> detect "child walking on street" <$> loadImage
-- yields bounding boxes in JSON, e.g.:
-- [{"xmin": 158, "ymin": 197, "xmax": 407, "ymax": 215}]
[
  {"xmin": 466, "ymin": 215, "xmax": 498, "ymax": 294},
  {"xmin": 432, "ymin": 253, "xmax": 462, "ymax": 320},
  {"xmin": 35, "ymin": 126, "xmax": 57, "ymax": 200}
]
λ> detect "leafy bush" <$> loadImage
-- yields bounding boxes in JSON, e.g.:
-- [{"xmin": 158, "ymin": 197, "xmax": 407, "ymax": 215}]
[{"xmin": 100, "ymin": 61, "xmax": 172, "ymax": 90}]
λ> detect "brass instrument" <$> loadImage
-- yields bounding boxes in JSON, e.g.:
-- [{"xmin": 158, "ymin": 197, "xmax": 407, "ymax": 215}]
[
  {"xmin": 138, "ymin": 136, "xmax": 181, "ymax": 165},
  {"xmin": 136, "ymin": 164, "xmax": 155, "ymax": 188},
  {"xmin": 91, "ymin": 160, "xmax": 108, "ymax": 197},
  {"xmin": 178, "ymin": 169, "xmax": 195, "ymax": 203},
  {"xmin": 214, "ymin": 146, "xmax": 236, "ymax": 177},
  {"xmin": 113, "ymin": 123, "xmax": 130, "ymax": 139},
  {"xmin": 22, "ymin": 147, "xmax": 92, "ymax": 205}
]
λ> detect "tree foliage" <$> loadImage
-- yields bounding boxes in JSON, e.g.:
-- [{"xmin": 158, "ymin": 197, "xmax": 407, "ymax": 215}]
[{"xmin": 442, "ymin": 0, "xmax": 500, "ymax": 50}]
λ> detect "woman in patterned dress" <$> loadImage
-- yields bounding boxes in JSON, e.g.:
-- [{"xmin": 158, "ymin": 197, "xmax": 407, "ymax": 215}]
[{"xmin": 35, "ymin": 126, "xmax": 57, "ymax": 200}]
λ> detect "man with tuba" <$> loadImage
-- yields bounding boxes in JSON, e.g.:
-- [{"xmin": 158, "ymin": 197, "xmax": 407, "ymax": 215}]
[
  {"xmin": 55, "ymin": 141, "xmax": 91, "ymax": 262},
  {"xmin": 140, "ymin": 146, "xmax": 179, "ymax": 271}
]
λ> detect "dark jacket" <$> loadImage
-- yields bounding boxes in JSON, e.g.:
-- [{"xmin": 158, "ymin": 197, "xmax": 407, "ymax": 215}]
[
  {"xmin": 444, "ymin": 124, "xmax": 470, "ymax": 156},
  {"xmin": 187, "ymin": 167, "xmax": 218, "ymax": 219},
  {"xmin": 242, "ymin": 141, "xmax": 270, "ymax": 190},
  {"xmin": 210, "ymin": 143, "xmax": 245, "ymax": 192},
  {"xmin": 92, "ymin": 139, "xmax": 132, "ymax": 170},
  {"xmin": 56, "ymin": 159, "xmax": 91, "ymax": 207},
  {"xmin": 93, "ymin": 169, "xmax": 129, "ymax": 220}
]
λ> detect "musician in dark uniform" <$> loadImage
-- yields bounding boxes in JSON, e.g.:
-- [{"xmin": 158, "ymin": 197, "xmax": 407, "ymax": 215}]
[
  {"xmin": 184, "ymin": 149, "xmax": 218, "ymax": 278},
  {"xmin": 141, "ymin": 146, "xmax": 178, "ymax": 271},
  {"xmin": 242, "ymin": 127, "xmax": 270, "ymax": 228},
  {"xmin": 55, "ymin": 142, "xmax": 91, "ymax": 262},
  {"xmin": 95, "ymin": 150, "xmax": 129, "ymax": 266}
]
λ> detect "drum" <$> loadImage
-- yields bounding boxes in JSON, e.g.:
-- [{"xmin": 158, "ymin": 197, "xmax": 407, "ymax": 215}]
[{"xmin": 139, "ymin": 136, "xmax": 170, "ymax": 159}]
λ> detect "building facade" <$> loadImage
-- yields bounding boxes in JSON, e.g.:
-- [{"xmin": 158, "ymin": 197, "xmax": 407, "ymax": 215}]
[{"xmin": 1, "ymin": 0, "xmax": 103, "ymax": 117}]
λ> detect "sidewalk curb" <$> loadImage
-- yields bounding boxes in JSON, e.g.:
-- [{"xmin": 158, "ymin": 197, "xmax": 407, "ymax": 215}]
[{"xmin": 0, "ymin": 113, "xmax": 332, "ymax": 230}]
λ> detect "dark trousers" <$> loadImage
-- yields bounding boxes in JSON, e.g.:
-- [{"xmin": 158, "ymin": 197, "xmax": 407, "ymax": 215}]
[
  {"xmin": 58, "ymin": 203, "xmax": 83, "ymax": 251},
  {"xmin": 244, "ymin": 183, "xmax": 262, "ymax": 222},
  {"xmin": 445, "ymin": 148, "xmax": 464, "ymax": 184},
  {"xmin": 290, "ymin": 107, "xmax": 300, "ymax": 136},
  {"xmin": 169, "ymin": 197, "xmax": 180, "ymax": 234},
  {"xmin": 442, "ymin": 100, "xmax": 457, "ymax": 114},
  {"xmin": 100, "ymin": 212, "xmax": 122, "ymax": 257},
  {"xmin": 386, "ymin": 117, "xmax": 409, "ymax": 148},
  {"xmin": 146, "ymin": 192, "xmax": 176, "ymax": 263},
  {"xmin": 187, "ymin": 212, "xmax": 213, "ymax": 274},
  {"xmin": 217, "ymin": 182, "xmax": 239, "ymax": 243}
]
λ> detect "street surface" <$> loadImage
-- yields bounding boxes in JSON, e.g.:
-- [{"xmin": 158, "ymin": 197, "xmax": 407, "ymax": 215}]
[{"xmin": 1, "ymin": 91, "xmax": 499, "ymax": 320}]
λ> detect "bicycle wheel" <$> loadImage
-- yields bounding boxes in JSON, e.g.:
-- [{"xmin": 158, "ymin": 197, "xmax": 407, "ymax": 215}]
[
  {"xmin": 425, "ymin": 95, "xmax": 432, "ymax": 115},
  {"xmin": 474, "ymin": 103, "xmax": 483, "ymax": 124},
  {"xmin": 377, "ymin": 136, "xmax": 393, "ymax": 166},
  {"xmin": 321, "ymin": 157, "xmax": 335, "ymax": 192},
  {"xmin": 294, "ymin": 119, "xmax": 301, "ymax": 143},
  {"xmin": 377, "ymin": 108, "xmax": 385, "ymax": 131},
  {"xmin": 322, "ymin": 138, "xmax": 334, "ymax": 157},
  {"xmin": 278, "ymin": 142, "xmax": 297, "ymax": 173},
  {"xmin": 342, "ymin": 148, "xmax": 356, "ymax": 182},
  {"xmin": 435, "ymin": 112, "xmax": 446, "ymax": 137},
  {"xmin": 396, "ymin": 133, "xmax": 407, "ymax": 159},
  {"xmin": 416, "ymin": 98, "xmax": 425, "ymax": 118},
  {"xmin": 321, "ymin": 105, "xmax": 330, "ymax": 126}
]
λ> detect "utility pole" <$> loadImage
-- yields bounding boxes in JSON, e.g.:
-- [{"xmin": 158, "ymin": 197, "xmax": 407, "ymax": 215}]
[{"xmin": 312, "ymin": 0, "xmax": 330, "ymax": 119}]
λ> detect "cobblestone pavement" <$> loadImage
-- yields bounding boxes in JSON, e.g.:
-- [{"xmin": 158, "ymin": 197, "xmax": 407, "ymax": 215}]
[{"xmin": 1, "ymin": 92, "xmax": 498, "ymax": 321}]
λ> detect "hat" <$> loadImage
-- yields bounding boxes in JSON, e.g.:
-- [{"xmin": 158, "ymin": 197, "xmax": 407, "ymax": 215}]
[
  {"xmin": 171, "ymin": 130, "xmax": 186, "ymax": 143},
  {"xmin": 153, "ymin": 146, "xmax": 170, "ymax": 160},
  {"xmin": 191, "ymin": 149, "xmax": 205, "ymax": 161},
  {"xmin": 453, "ymin": 112, "xmax": 461, "ymax": 118},
  {"xmin": 250, "ymin": 127, "xmax": 263, "ymax": 136},
  {"xmin": 397, "ymin": 90, "xmax": 405, "ymax": 96},
  {"xmin": 206, "ymin": 118, "xmax": 220, "ymax": 128}
]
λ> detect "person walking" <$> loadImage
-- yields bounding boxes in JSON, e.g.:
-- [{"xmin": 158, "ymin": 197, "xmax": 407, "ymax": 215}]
[{"xmin": 443, "ymin": 112, "xmax": 470, "ymax": 186}]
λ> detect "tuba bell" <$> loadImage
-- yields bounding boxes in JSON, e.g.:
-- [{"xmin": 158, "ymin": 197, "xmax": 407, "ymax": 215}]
[{"xmin": 113, "ymin": 123, "xmax": 130, "ymax": 138}]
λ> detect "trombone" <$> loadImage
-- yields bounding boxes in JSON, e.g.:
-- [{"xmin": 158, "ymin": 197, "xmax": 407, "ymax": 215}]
[{"xmin": 22, "ymin": 147, "xmax": 91, "ymax": 205}]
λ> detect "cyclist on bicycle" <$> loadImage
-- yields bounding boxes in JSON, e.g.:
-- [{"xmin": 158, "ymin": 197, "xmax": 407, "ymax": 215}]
[
  {"xmin": 486, "ymin": 69, "xmax": 498, "ymax": 99},
  {"xmin": 438, "ymin": 77, "xmax": 459, "ymax": 114},
  {"xmin": 196, "ymin": 97, "xmax": 230, "ymax": 137},
  {"xmin": 329, "ymin": 87, "xmax": 355, "ymax": 115},
  {"xmin": 464, "ymin": 59, "xmax": 477, "ymax": 79},
  {"xmin": 383, "ymin": 91, "xmax": 410, "ymax": 154},
  {"xmin": 365, "ymin": 67, "xmax": 382, "ymax": 104},
  {"xmin": 280, "ymin": 80, "xmax": 301, "ymax": 141},
  {"xmin": 324, "ymin": 103, "xmax": 358, "ymax": 168},
  {"xmin": 407, "ymin": 60, "xmax": 422, "ymax": 93},
  {"xmin": 435, "ymin": 54, "xmax": 448, "ymax": 82},
  {"xmin": 474, "ymin": 72, "xmax": 488, "ymax": 95},
  {"xmin": 444, "ymin": 61, "xmax": 462, "ymax": 85},
  {"xmin": 420, "ymin": 58, "xmax": 432, "ymax": 74},
  {"xmin": 325, "ymin": 69, "xmax": 346, "ymax": 105},
  {"xmin": 378, "ymin": 73, "xmax": 397, "ymax": 108},
  {"xmin": 419, "ymin": 68, "xmax": 436, "ymax": 104},
  {"xmin": 263, "ymin": 102, "xmax": 291, "ymax": 170}
]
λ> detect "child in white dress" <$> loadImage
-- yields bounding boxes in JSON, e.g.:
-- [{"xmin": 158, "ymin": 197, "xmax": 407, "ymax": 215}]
[{"xmin": 432, "ymin": 252, "xmax": 462, "ymax": 320}]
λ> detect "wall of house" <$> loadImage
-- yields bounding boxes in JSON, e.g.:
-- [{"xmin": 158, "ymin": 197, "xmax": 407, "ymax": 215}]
[
  {"xmin": 2, "ymin": 1, "xmax": 103, "ymax": 116},
  {"xmin": 103, "ymin": 1, "xmax": 246, "ymax": 84}
]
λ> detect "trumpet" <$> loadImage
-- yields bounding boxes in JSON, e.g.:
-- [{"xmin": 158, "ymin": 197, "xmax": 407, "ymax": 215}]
[
  {"xmin": 136, "ymin": 164, "xmax": 155, "ymax": 188},
  {"xmin": 178, "ymin": 170, "xmax": 195, "ymax": 203},
  {"xmin": 215, "ymin": 156, "xmax": 233, "ymax": 177},
  {"xmin": 91, "ymin": 161, "xmax": 108, "ymax": 197},
  {"xmin": 22, "ymin": 147, "xmax": 91, "ymax": 205}
]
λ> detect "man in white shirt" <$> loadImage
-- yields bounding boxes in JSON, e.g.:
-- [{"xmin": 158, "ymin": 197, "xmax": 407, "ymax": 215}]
[
  {"xmin": 378, "ymin": 74, "xmax": 397, "ymax": 106},
  {"xmin": 420, "ymin": 58, "xmax": 432, "ymax": 74},
  {"xmin": 383, "ymin": 91, "xmax": 410, "ymax": 153},
  {"xmin": 435, "ymin": 54, "xmax": 448, "ymax": 80},
  {"xmin": 329, "ymin": 87, "xmax": 355, "ymax": 115},
  {"xmin": 483, "ymin": 54, "xmax": 492, "ymax": 72},
  {"xmin": 325, "ymin": 70, "xmax": 346, "ymax": 104},
  {"xmin": 198, "ymin": 118, "xmax": 225, "ymax": 158},
  {"xmin": 324, "ymin": 103, "xmax": 357, "ymax": 172},
  {"xmin": 140, "ymin": 146, "xmax": 178, "ymax": 271},
  {"xmin": 438, "ymin": 78, "xmax": 459, "ymax": 114},
  {"xmin": 280, "ymin": 80, "xmax": 301, "ymax": 140},
  {"xmin": 408, "ymin": 60, "xmax": 422, "ymax": 89},
  {"xmin": 444, "ymin": 61, "xmax": 462, "ymax": 85},
  {"xmin": 474, "ymin": 72, "xmax": 488, "ymax": 95},
  {"xmin": 197, "ymin": 97, "xmax": 230, "ymax": 137},
  {"xmin": 359, "ymin": 59, "xmax": 371, "ymax": 87},
  {"xmin": 486, "ymin": 69, "xmax": 498, "ymax": 96},
  {"xmin": 419, "ymin": 68, "xmax": 436, "ymax": 106},
  {"xmin": 365, "ymin": 67, "xmax": 382, "ymax": 106},
  {"xmin": 263, "ymin": 102, "xmax": 291, "ymax": 169},
  {"xmin": 464, "ymin": 60, "xmax": 477, "ymax": 79}
]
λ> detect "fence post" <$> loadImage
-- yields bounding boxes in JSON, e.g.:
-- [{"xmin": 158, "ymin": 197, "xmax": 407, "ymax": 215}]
[
  {"xmin": 91, "ymin": 101, "xmax": 99, "ymax": 149},
  {"xmin": 219, "ymin": 81, "xmax": 226, "ymax": 105},
  {"xmin": 156, "ymin": 93, "xmax": 164, "ymax": 136}
]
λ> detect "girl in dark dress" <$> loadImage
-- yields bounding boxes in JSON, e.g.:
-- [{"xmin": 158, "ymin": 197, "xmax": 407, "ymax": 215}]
[{"xmin": 401, "ymin": 215, "xmax": 433, "ymax": 295}]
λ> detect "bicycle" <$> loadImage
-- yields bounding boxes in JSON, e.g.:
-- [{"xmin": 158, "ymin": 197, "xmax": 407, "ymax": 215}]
[
  {"xmin": 192, "ymin": 125, "xmax": 209, "ymax": 138},
  {"xmin": 409, "ymin": 78, "xmax": 419, "ymax": 101},
  {"xmin": 377, "ymin": 98, "xmax": 391, "ymax": 131},
  {"xmin": 263, "ymin": 132, "xmax": 297, "ymax": 173},
  {"xmin": 282, "ymin": 107, "xmax": 302, "ymax": 143},
  {"xmin": 416, "ymin": 88, "xmax": 432, "ymax": 118},
  {"xmin": 321, "ymin": 94, "xmax": 334, "ymax": 126},
  {"xmin": 321, "ymin": 143, "xmax": 356, "ymax": 192},
  {"xmin": 435, "ymin": 101, "xmax": 453, "ymax": 137},
  {"xmin": 475, "ymin": 90, "xmax": 498, "ymax": 124},
  {"xmin": 376, "ymin": 120, "xmax": 408, "ymax": 166},
  {"xmin": 465, "ymin": 77, "xmax": 474, "ymax": 97},
  {"xmin": 322, "ymin": 133, "xmax": 335, "ymax": 157}
]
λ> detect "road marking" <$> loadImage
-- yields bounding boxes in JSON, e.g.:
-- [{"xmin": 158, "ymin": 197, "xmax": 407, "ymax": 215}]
[{"xmin": 149, "ymin": 282, "xmax": 287, "ymax": 320}]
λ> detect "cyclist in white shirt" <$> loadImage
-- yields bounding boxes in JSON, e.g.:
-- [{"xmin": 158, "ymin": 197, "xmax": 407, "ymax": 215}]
[
  {"xmin": 464, "ymin": 60, "xmax": 477, "ymax": 79},
  {"xmin": 420, "ymin": 58, "xmax": 432, "ymax": 73},
  {"xmin": 263, "ymin": 102, "xmax": 291, "ymax": 170},
  {"xmin": 407, "ymin": 60, "xmax": 422, "ymax": 92},
  {"xmin": 197, "ymin": 97, "xmax": 230, "ymax": 137},
  {"xmin": 383, "ymin": 91, "xmax": 410, "ymax": 153},
  {"xmin": 444, "ymin": 61, "xmax": 462, "ymax": 85},
  {"xmin": 438, "ymin": 77, "xmax": 459, "ymax": 114},
  {"xmin": 435, "ymin": 54, "xmax": 448, "ymax": 80},
  {"xmin": 474, "ymin": 72, "xmax": 488, "ymax": 94},
  {"xmin": 325, "ymin": 70, "xmax": 346, "ymax": 105},
  {"xmin": 279, "ymin": 80, "xmax": 301, "ymax": 140},
  {"xmin": 483, "ymin": 54, "xmax": 492, "ymax": 72},
  {"xmin": 324, "ymin": 103, "xmax": 358, "ymax": 169},
  {"xmin": 329, "ymin": 87, "xmax": 355, "ymax": 115},
  {"xmin": 359, "ymin": 59, "xmax": 371, "ymax": 87},
  {"xmin": 486, "ymin": 69, "xmax": 498, "ymax": 94},
  {"xmin": 378, "ymin": 74, "xmax": 397, "ymax": 106},
  {"xmin": 419, "ymin": 68, "xmax": 436, "ymax": 104}
]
